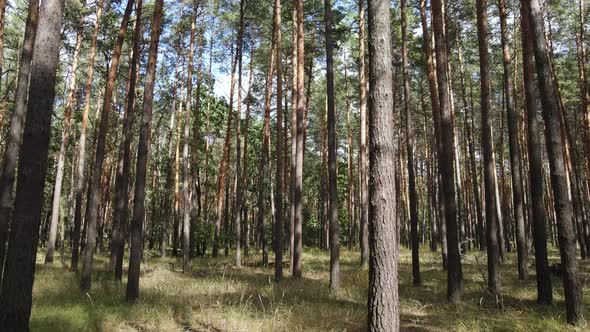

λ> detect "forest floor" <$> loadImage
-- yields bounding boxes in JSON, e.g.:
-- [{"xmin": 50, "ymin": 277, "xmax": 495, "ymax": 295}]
[{"xmin": 30, "ymin": 246, "xmax": 590, "ymax": 331}]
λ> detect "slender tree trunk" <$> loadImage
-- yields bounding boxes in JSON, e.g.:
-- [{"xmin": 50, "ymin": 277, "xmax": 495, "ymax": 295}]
[
  {"xmin": 234, "ymin": 0, "xmax": 245, "ymax": 269},
  {"xmin": 432, "ymin": 0, "xmax": 461, "ymax": 303},
  {"xmin": 274, "ymin": 0, "xmax": 284, "ymax": 281},
  {"xmin": 81, "ymin": 0, "xmax": 134, "ymax": 292},
  {"xmin": 324, "ymin": 0, "xmax": 339, "ymax": 291},
  {"xmin": 0, "ymin": 0, "xmax": 39, "ymax": 276},
  {"xmin": 367, "ymin": 0, "xmax": 399, "ymax": 328},
  {"xmin": 111, "ymin": 0, "xmax": 142, "ymax": 281},
  {"xmin": 71, "ymin": 0, "xmax": 103, "ymax": 272},
  {"xmin": 475, "ymin": 0, "xmax": 500, "ymax": 298},
  {"xmin": 182, "ymin": 0, "xmax": 199, "ymax": 274},
  {"xmin": 0, "ymin": 0, "xmax": 63, "ymax": 327},
  {"xmin": 126, "ymin": 0, "xmax": 163, "ymax": 302},
  {"xmin": 258, "ymin": 20, "xmax": 276, "ymax": 267},
  {"xmin": 293, "ymin": 0, "xmax": 305, "ymax": 278},
  {"xmin": 526, "ymin": 0, "xmax": 584, "ymax": 324},
  {"xmin": 358, "ymin": 0, "xmax": 369, "ymax": 269},
  {"xmin": 46, "ymin": 23, "xmax": 83, "ymax": 264},
  {"xmin": 213, "ymin": 34, "xmax": 238, "ymax": 258},
  {"xmin": 497, "ymin": 0, "xmax": 528, "ymax": 279},
  {"xmin": 402, "ymin": 0, "xmax": 420, "ymax": 286}
]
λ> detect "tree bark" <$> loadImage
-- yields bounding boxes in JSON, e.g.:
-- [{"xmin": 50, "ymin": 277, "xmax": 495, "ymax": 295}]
[
  {"xmin": 126, "ymin": 0, "xmax": 163, "ymax": 302},
  {"xmin": 293, "ymin": 0, "xmax": 305, "ymax": 278},
  {"xmin": 366, "ymin": 0, "xmax": 399, "ymax": 328},
  {"xmin": 324, "ymin": 0, "xmax": 339, "ymax": 291},
  {"xmin": 45, "ymin": 22, "xmax": 83, "ymax": 264},
  {"xmin": 0, "ymin": 0, "xmax": 39, "ymax": 276},
  {"xmin": 402, "ymin": 0, "xmax": 420, "ymax": 286},
  {"xmin": 358, "ymin": 0, "xmax": 369, "ymax": 269},
  {"xmin": 432, "ymin": 0, "xmax": 461, "ymax": 303},
  {"xmin": 274, "ymin": 0, "xmax": 284, "ymax": 281},
  {"xmin": 81, "ymin": 0, "xmax": 134, "ymax": 292},
  {"xmin": 71, "ymin": 0, "xmax": 104, "ymax": 272},
  {"xmin": 475, "ymin": 0, "xmax": 500, "ymax": 298},
  {"xmin": 111, "ymin": 0, "xmax": 142, "ymax": 281},
  {"xmin": 0, "ymin": 0, "xmax": 64, "ymax": 327},
  {"xmin": 526, "ymin": 0, "xmax": 584, "ymax": 324}
]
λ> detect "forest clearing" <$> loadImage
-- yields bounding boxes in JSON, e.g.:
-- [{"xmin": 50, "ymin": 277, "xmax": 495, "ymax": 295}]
[{"xmin": 30, "ymin": 248, "xmax": 590, "ymax": 331}]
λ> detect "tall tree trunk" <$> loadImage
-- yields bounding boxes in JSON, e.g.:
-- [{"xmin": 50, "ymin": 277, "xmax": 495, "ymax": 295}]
[
  {"xmin": 475, "ymin": 0, "xmax": 500, "ymax": 298},
  {"xmin": 81, "ymin": 0, "xmax": 134, "ymax": 292},
  {"xmin": 111, "ymin": 0, "xmax": 142, "ymax": 281},
  {"xmin": 258, "ymin": 20, "xmax": 276, "ymax": 267},
  {"xmin": 293, "ymin": 0, "xmax": 305, "ymax": 278},
  {"xmin": 45, "ymin": 23, "xmax": 83, "ymax": 264},
  {"xmin": 234, "ymin": 0, "xmax": 245, "ymax": 269},
  {"xmin": 324, "ymin": 0, "xmax": 339, "ymax": 291},
  {"xmin": 419, "ymin": 0, "xmax": 447, "ymax": 266},
  {"xmin": 526, "ymin": 0, "xmax": 584, "ymax": 324},
  {"xmin": 0, "ymin": 0, "xmax": 39, "ymax": 276},
  {"xmin": 358, "ymin": 0, "xmax": 369, "ymax": 269},
  {"xmin": 366, "ymin": 0, "xmax": 399, "ymax": 328},
  {"xmin": 0, "ymin": 0, "xmax": 63, "ymax": 327},
  {"xmin": 71, "ymin": 0, "xmax": 104, "ymax": 272},
  {"xmin": 432, "ymin": 0, "xmax": 461, "ymax": 303},
  {"xmin": 126, "ymin": 0, "xmax": 163, "ymax": 302},
  {"xmin": 274, "ymin": 0, "xmax": 284, "ymax": 281},
  {"xmin": 402, "ymin": 0, "xmax": 420, "ymax": 286},
  {"xmin": 182, "ymin": 0, "xmax": 199, "ymax": 274},
  {"xmin": 213, "ymin": 34, "xmax": 238, "ymax": 258},
  {"xmin": 498, "ymin": 0, "xmax": 528, "ymax": 279}
]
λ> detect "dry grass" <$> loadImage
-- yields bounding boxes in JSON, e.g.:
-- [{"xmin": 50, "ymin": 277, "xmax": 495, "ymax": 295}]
[{"xmin": 29, "ymin": 246, "xmax": 590, "ymax": 331}]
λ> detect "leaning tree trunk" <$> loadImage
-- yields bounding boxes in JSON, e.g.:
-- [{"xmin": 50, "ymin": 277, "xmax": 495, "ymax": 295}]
[
  {"xmin": 366, "ymin": 0, "xmax": 399, "ymax": 328},
  {"xmin": 0, "ymin": 0, "xmax": 39, "ymax": 276},
  {"xmin": 126, "ymin": 0, "xmax": 163, "ymax": 302},
  {"xmin": 0, "ymin": 0, "xmax": 63, "ymax": 328},
  {"xmin": 80, "ymin": 0, "xmax": 134, "ymax": 292},
  {"xmin": 526, "ymin": 0, "xmax": 584, "ymax": 324}
]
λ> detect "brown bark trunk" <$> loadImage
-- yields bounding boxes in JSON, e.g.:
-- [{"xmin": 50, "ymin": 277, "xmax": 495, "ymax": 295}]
[
  {"xmin": 366, "ymin": 0, "xmax": 399, "ymax": 328},
  {"xmin": 80, "ymin": 0, "xmax": 134, "ymax": 292},
  {"xmin": 0, "ymin": 0, "xmax": 63, "ymax": 327},
  {"xmin": 527, "ymin": 0, "xmax": 584, "ymax": 323},
  {"xmin": 0, "ymin": 0, "xmax": 39, "ymax": 276},
  {"xmin": 71, "ymin": 0, "xmax": 103, "ymax": 272},
  {"xmin": 126, "ymin": 0, "xmax": 163, "ymax": 302}
]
